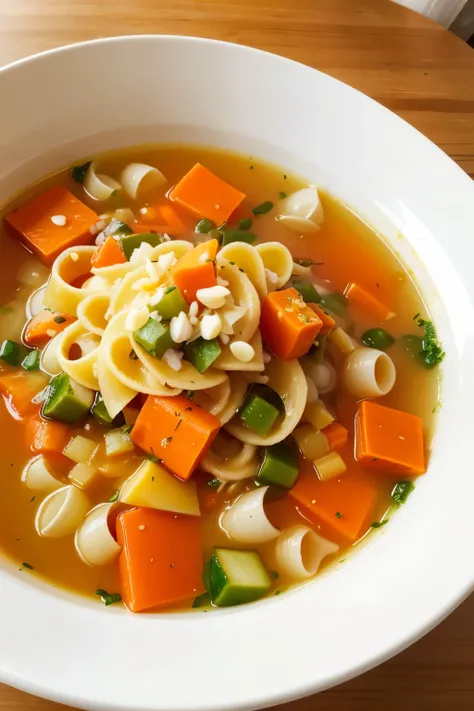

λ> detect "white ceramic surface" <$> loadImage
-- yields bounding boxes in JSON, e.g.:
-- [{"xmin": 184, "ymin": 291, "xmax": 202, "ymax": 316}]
[{"xmin": 0, "ymin": 35, "xmax": 473, "ymax": 711}]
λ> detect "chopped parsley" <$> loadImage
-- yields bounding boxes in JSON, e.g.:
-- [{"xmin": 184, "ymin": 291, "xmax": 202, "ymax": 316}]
[
  {"xmin": 238, "ymin": 218, "xmax": 252, "ymax": 230},
  {"xmin": 109, "ymin": 491, "xmax": 119, "ymax": 503},
  {"xmin": 129, "ymin": 349, "xmax": 138, "ymax": 360},
  {"xmin": 96, "ymin": 589, "xmax": 122, "ymax": 606},
  {"xmin": 22, "ymin": 562, "xmax": 33, "ymax": 570},
  {"xmin": 29, "ymin": 496, "xmax": 36, "ymax": 503},
  {"xmin": 146, "ymin": 452, "xmax": 162, "ymax": 463},
  {"xmin": 371, "ymin": 520, "xmax": 389, "ymax": 528},
  {"xmin": 335, "ymin": 511, "xmax": 342, "ymax": 519},
  {"xmin": 207, "ymin": 478, "xmax": 221, "ymax": 489},
  {"xmin": 417, "ymin": 318, "xmax": 445, "ymax": 369},
  {"xmin": 164, "ymin": 286, "xmax": 176, "ymax": 295},
  {"xmin": 174, "ymin": 419, "xmax": 182, "ymax": 431},
  {"xmin": 72, "ymin": 161, "xmax": 91, "ymax": 184},
  {"xmin": 294, "ymin": 258, "xmax": 323, "ymax": 268},
  {"xmin": 186, "ymin": 390, "xmax": 195, "ymax": 399},
  {"xmin": 53, "ymin": 316, "xmax": 66, "ymax": 324},
  {"xmin": 392, "ymin": 480, "xmax": 415, "ymax": 506},
  {"xmin": 271, "ymin": 570, "xmax": 280, "ymax": 580},
  {"xmin": 252, "ymin": 201, "xmax": 274, "ymax": 216},
  {"xmin": 279, "ymin": 191, "xmax": 287, "ymax": 199}
]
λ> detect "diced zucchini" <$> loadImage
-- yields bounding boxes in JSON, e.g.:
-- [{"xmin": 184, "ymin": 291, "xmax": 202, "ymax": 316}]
[
  {"xmin": 42, "ymin": 373, "xmax": 94, "ymax": 423},
  {"xmin": 102, "ymin": 218, "xmax": 133, "ymax": 238},
  {"xmin": 0, "ymin": 340, "xmax": 30, "ymax": 366},
  {"xmin": 257, "ymin": 440, "xmax": 299, "ymax": 489},
  {"xmin": 63, "ymin": 435, "xmax": 97, "ymax": 464},
  {"xmin": 221, "ymin": 229, "xmax": 257, "ymax": 246},
  {"xmin": 290, "ymin": 278, "xmax": 321, "ymax": 304},
  {"xmin": 184, "ymin": 337, "xmax": 221, "ymax": 373},
  {"xmin": 134, "ymin": 318, "xmax": 174, "ymax": 359},
  {"xmin": 119, "ymin": 459, "xmax": 200, "ymax": 516},
  {"xmin": 91, "ymin": 395, "xmax": 125, "ymax": 427},
  {"xmin": 204, "ymin": 548, "xmax": 272, "ymax": 607},
  {"xmin": 121, "ymin": 233, "xmax": 161, "ymax": 260},
  {"xmin": 195, "ymin": 219, "xmax": 215, "ymax": 234},
  {"xmin": 151, "ymin": 286, "xmax": 188, "ymax": 320},
  {"xmin": 21, "ymin": 349, "xmax": 41, "ymax": 371},
  {"xmin": 240, "ymin": 387, "xmax": 280, "ymax": 436},
  {"xmin": 104, "ymin": 425, "xmax": 135, "ymax": 457}
]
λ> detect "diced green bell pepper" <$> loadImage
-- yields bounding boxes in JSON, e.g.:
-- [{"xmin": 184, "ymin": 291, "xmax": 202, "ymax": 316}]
[
  {"xmin": 121, "ymin": 233, "xmax": 161, "ymax": 260},
  {"xmin": 291, "ymin": 278, "xmax": 321, "ymax": 304},
  {"xmin": 195, "ymin": 219, "xmax": 215, "ymax": 234},
  {"xmin": 42, "ymin": 373, "xmax": 94, "ymax": 423},
  {"xmin": 91, "ymin": 395, "xmax": 125, "ymax": 427},
  {"xmin": 257, "ymin": 440, "xmax": 299, "ymax": 489},
  {"xmin": 240, "ymin": 391, "xmax": 280, "ymax": 436},
  {"xmin": 184, "ymin": 337, "xmax": 221, "ymax": 373},
  {"xmin": 0, "ymin": 340, "xmax": 31, "ymax": 366},
  {"xmin": 151, "ymin": 286, "xmax": 188, "ymax": 320},
  {"xmin": 21, "ymin": 349, "xmax": 41, "ymax": 371},
  {"xmin": 221, "ymin": 229, "xmax": 257, "ymax": 246},
  {"xmin": 134, "ymin": 319, "xmax": 174, "ymax": 359},
  {"xmin": 204, "ymin": 548, "xmax": 272, "ymax": 607}
]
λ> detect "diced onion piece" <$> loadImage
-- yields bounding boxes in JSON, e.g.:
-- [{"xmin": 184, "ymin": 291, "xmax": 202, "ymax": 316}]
[
  {"xmin": 75, "ymin": 502, "xmax": 122, "ymax": 566},
  {"xmin": 303, "ymin": 399, "xmax": 334, "ymax": 431},
  {"xmin": 35, "ymin": 485, "xmax": 89, "ymax": 538},
  {"xmin": 21, "ymin": 455, "xmax": 62, "ymax": 493},
  {"xmin": 327, "ymin": 327, "xmax": 356, "ymax": 355},
  {"xmin": 27, "ymin": 285, "xmax": 47, "ymax": 318},
  {"xmin": 342, "ymin": 347, "xmax": 396, "ymax": 398},
  {"xmin": 40, "ymin": 333, "xmax": 64, "ymax": 376},
  {"xmin": 63, "ymin": 435, "xmax": 97, "ymax": 464},
  {"xmin": 68, "ymin": 463, "xmax": 98, "ymax": 489},
  {"xmin": 276, "ymin": 187, "xmax": 323, "ymax": 234},
  {"xmin": 293, "ymin": 425, "xmax": 330, "ymax": 460},
  {"xmin": 120, "ymin": 163, "xmax": 166, "ymax": 200},
  {"xmin": 84, "ymin": 162, "xmax": 121, "ymax": 201},
  {"xmin": 221, "ymin": 486, "xmax": 279, "ymax": 544},
  {"xmin": 314, "ymin": 451, "xmax": 347, "ymax": 481},
  {"xmin": 275, "ymin": 525, "xmax": 338, "ymax": 580}
]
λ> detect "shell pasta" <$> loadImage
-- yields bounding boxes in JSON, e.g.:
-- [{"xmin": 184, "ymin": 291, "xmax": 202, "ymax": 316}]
[{"xmin": 0, "ymin": 144, "xmax": 441, "ymax": 613}]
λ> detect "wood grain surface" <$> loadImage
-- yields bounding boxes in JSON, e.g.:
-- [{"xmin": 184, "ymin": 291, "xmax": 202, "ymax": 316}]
[{"xmin": 0, "ymin": 0, "xmax": 473, "ymax": 709}]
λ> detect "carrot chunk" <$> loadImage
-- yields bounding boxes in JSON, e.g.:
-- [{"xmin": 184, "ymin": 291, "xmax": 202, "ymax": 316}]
[
  {"xmin": 0, "ymin": 371, "xmax": 45, "ymax": 418},
  {"xmin": 24, "ymin": 310, "xmax": 76, "ymax": 346},
  {"xmin": 308, "ymin": 303, "xmax": 335, "ymax": 335},
  {"xmin": 289, "ymin": 463, "xmax": 376, "ymax": 543},
  {"xmin": 355, "ymin": 400, "xmax": 425, "ymax": 475},
  {"xmin": 90, "ymin": 236, "xmax": 126, "ymax": 269},
  {"xmin": 260, "ymin": 287, "xmax": 322, "ymax": 360},
  {"xmin": 117, "ymin": 507, "xmax": 204, "ymax": 612},
  {"xmin": 322, "ymin": 422, "xmax": 348, "ymax": 451},
  {"xmin": 170, "ymin": 164, "xmax": 245, "ymax": 225},
  {"xmin": 32, "ymin": 419, "xmax": 69, "ymax": 455},
  {"xmin": 131, "ymin": 394, "xmax": 221, "ymax": 481},
  {"xmin": 171, "ymin": 239, "xmax": 218, "ymax": 304},
  {"xmin": 5, "ymin": 186, "xmax": 98, "ymax": 265},
  {"xmin": 134, "ymin": 203, "xmax": 187, "ymax": 236},
  {"xmin": 344, "ymin": 282, "xmax": 394, "ymax": 322}
]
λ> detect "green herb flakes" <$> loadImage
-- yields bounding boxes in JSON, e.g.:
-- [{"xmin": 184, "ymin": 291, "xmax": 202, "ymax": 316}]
[
  {"xmin": 392, "ymin": 480, "xmax": 415, "ymax": 506},
  {"xmin": 108, "ymin": 491, "xmax": 119, "ymax": 503},
  {"xmin": 22, "ymin": 562, "xmax": 33, "ymax": 570},
  {"xmin": 371, "ymin": 520, "xmax": 388, "ymax": 528},
  {"xmin": 207, "ymin": 478, "xmax": 221, "ymax": 489},
  {"xmin": 253, "ymin": 201, "xmax": 274, "ymax": 216},
  {"xmin": 96, "ymin": 589, "xmax": 122, "ymax": 606},
  {"xmin": 72, "ymin": 161, "xmax": 91, "ymax": 184}
]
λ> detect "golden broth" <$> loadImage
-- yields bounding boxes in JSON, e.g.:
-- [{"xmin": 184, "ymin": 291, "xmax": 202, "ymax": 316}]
[{"xmin": 0, "ymin": 145, "xmax": 439, "ymax": 607}]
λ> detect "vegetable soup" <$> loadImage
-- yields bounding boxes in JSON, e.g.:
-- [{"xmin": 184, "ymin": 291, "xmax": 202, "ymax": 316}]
[{"xmin": 0, "ymin": 146, "xmax": 442, "ymax": 612}]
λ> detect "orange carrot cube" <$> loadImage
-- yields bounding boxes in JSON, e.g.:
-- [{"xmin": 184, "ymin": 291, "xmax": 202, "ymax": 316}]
[
  {"xmin": 171, "ymin": 239, "xmax": 218, "ymax": 304},
  {"xmin": 344, "ymin": 282, "xmax": 394, "ymax": 322},
  {"xmin": 322, "ymin": 422, "xmax": 348, "ymax": 451},
  {"xmin": 170, "ymin": 163, "xmax": 245, "ymax": 225},
  {"xmin": 260, "ymin": 287, "xmax": 322, "ymax": 360},
  {"xmin": 90, "ymin": 236, "xmax": 126, "ymax": 269},
  {"xmin": 308, "ymin": 303, "xmax": 335, "ymax": 335}
]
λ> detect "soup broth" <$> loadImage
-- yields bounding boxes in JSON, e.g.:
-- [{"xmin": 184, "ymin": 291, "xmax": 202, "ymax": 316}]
[{"xmin": 0, "ymin": 146, "xmax": 441, "ymax": 612}]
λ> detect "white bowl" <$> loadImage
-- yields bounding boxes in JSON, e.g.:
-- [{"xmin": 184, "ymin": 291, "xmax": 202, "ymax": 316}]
[{"xmin": 0, "ymin": 35, "xmax": 474, "ymax": 711}]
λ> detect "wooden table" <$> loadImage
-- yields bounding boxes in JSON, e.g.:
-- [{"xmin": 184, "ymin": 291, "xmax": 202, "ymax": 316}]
[{"xmin": 0, "ymin": 0, "xmax": 473, "ymax": 709}]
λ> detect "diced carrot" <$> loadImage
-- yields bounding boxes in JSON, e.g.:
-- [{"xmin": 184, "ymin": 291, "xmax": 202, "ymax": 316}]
[
  {"xmin": 24, "ymin": 310, "xmax": 76, "ymax": 346},
  {"xmin": 116, "ymin": 507, "xmax": 204, "ymax": 612},
  {"xmin": 24, "ymin": 415, "xmax": 42, "ymax": 447},
  {"xmin": 322, "ymin": 422, "xmax": 348, "ymax": 451},
  {"xmin": 71, "ymin": 273, "xmax": 93, "ymax": 289},
  {"xmin": 32, "ymin": 419, "xmax": 69, "ymax": 455},
  {"xmin": 90, "ymin": 236, "xmax": 126, "ymax": 269},
  {"xmin": 260, "ymin": 287, "xmax": 322, "ymax": 360},
  {"xmin": 135, "ymin": 203, "xmax": 187, "ymax": 235},
  {"xmin": 131, "ymin": 395, "xmax": 221, "ymax": 481},
  {"xmin": 344, "ymin": 282, "xmax": 394, "ymax": 322},
  {"xmin": 171, "ymin": 239, "xmax": 218, "ymax": 304},
  {"xmin": 170, "ymin": 163, "xmax": 246, "ymax": 225},
  {"xmin": 308, "ymin": 303, "xmax": 335, "ymax": 336},
  {"xmin": 5, "ymin": 186, "xmax": 98, "ymax": 265},
  {"xmin": 0, "ymin": 371, "xmax": 46, "ymax": 419},
  {"xmin": 355, "ymin": 400, "xmax": 425, "ymax": 475},
  {"xmin": 289, "ymin": 462, "xmax": 377, "ymax": 543}
]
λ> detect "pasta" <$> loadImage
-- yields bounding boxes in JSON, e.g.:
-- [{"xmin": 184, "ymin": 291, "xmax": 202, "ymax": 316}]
[
  {"xmin": 76, "ymin": 293, "xmax": 110, "ymax": 335},
  {"xmin": 75, "ymin": 503, "xmax": 122, "ymax": 567},
  {"xmin": 21, "ymin": 455, "xmax": 62, "ymax": 493},
  {"xmin": 218, "ymin": 242, "xmax": 267, "ymax": 298},
  {"xmin": 255, "ymin": 242, "xmax": 293, "ymax": 290},
  {"xmin": 342, "ymin": 347, "xmax": 396, "ymax": 398},
  {"xmin": 43, "ymin": 247, "xmax": 97, "ymax": 315},
  {"xmin": 201, "ymin": 439, "xmax": 259, "ymax": 482},
  {"xmin": 40, "ymin": 333, "xmax": 64, "ymax": 375},
  {"xmin": 220, "ymin": 487, "xmax": 280, "ymax": 544},
  {"xmin": 215, "ymin": 258, "xmax": 260, "ymax": 342},
  {"xmin": 274, "ymin": 526, "xmax": 339, "ymax": 580},
  {"xmin": 120, "ymin": 163, "xmax": 167, "ymax": 199},
  {"xmin": 57, "ymin": 321, "xmax": 100, "ymax": 390},
  {"xmin": 276, "ymin": 186, "xmax": 324, "ymax": 234},
  {"xmin": 35, "ymin": 485, "xmax": 89, "ymax": 538},
  {"xmin": 84, "ymin": 162, "xmax": 122, "ymax": 201}
]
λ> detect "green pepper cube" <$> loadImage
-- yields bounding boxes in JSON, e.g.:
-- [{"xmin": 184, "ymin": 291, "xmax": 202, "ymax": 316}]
[
  {"xmin": 204, "ymin": 548, "xmax": 272, "ymax": 607},
  {"xmin": 240, "ymin": 392, "xmax": 279, "ymax": 436},
  {"xmin": 151, "ymin": 286, "xmax": 188, "ymax": 320},
  {"xmin": 184, "ymin": 337, "xmax": 221, "ymax": 373},
  {"xmin": 257, "ymin": 441, "xmax": 299, "ymax": 489},
  {"xmin": 21, "ymin": 349, "xmax": 41, "ymax": 371},
  {"xmin": 252, "ymin": 201, "xmax": 274, "ymax": 216},
  {"xmin": 121, "ymin": 233, "xmax": 161, "ymax": 260},
  {"xmin": 221, "ymin": 229, "xmax": 257, "ymax": 246},
  {"xmin": 92, "ymin": 395, "xmax": 125, "ymax": 427},
  {"xmin": 134, "ymin": 318, "xmax": 174, "ymax": 360},
  {"xmin": 361, "ymin": 328, "xmax": 395, "ymax": 351},
  {"xmin": 291, "ymin": 278, "xmax": 321, "ymax": 304},
  {"xmin": 195, "ymin": 219, "xmax": 215, "ymax": 234},
  {"xmin": 0, "ymin": 340, "xmax": 31, "ymax": 366},
  {"xmin": 43, "ymin": 373, "xmax": 94, "ymax": 423},
  {"xmin": 102, "ymin": 218, "xmax": 133, "ymax": 238}
]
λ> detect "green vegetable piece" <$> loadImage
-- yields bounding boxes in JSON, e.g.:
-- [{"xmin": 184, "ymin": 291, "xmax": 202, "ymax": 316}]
[
  {"xmin": 309, "ymin": 334, "xmax": 327, "ymax": 364},
  {"xmin": 320, "ymin": 293, "xmax": 348, "ymax": 317},
  {"xmin": 204, "ymin": 548, "xmax": 272, "ymax": 607},
  {"xmin": 92, "ymin": 395, "xmax": 125, "ymax": 427},
  {"xmin": 72, "ymin": 161, "xmax": 91, "ymax": 184},
  {"xmin": 152, "ymin": 285, "xmax": 188, "ymax": 320},
  {"xmin": 279, "ymin": 191, "xmax": 287, "ymax": 200},
  {"xmin": 257, "ymin": 440, "xmax": 299, "ymax": 489},
  {"xmin": 95, "ymin": 589, "xmax": 122, "ymax": 606},
  {"xmin": 207, "ymin": 478, "xmax": 221, "ymax": 489},
  {"xmin": 42, "ymin": 373, "xmax": 94, "ymax": 423},
  {"xmin": 290, "ymin": 278, "xmax": 321, "ymax": 304},
  {"xmin": 392, "ymin": 480, "xmax": 415, "ymax": 505},
  {"xmin": 195, "ymin": 219, "xmax": 215, "ymax": 234},
  {"xmin": 134, "ymin": 318, "xmax": 174, "ymax": 359},
  {"xmin": 240, "ymin": 392, "xmax": 279, "ymax": 436},
  {"xmin": 21, "ymin": 349, "xmax": 41, "ymax": 371},
  {"xmin": 0, "ymin": 340, "xmax": 30, "ymax": 366},
  {"xmin": 252, "ymin": 201, "xmax": 274, "ymax": 216},
  {"xmin": 221, "ymin": 229, "xmax": 257, "ymax": 246},
  {"xmin": 418, "ymin": 318, "xmax": 445, "ymax": 369},
  {"xmin": 121, "ymin": 233, "xmax": 161, "ymax": 260},
  {"xmin": 192, "ymin": 592, "xmax": 211, "ymax": 608},
  {"xmin": 102, "ymin": 218, "xmax": 133, "ymax": 238},
  {"xmin": 184, "ymin": 337, "xmax": 221, "ymax": 373},
  {"xmin": 294, "ymin": 258, "xmax": 323, "ymax": 268},
  {"xmin": 371, "ymin": 520, "xmax": 389, "ymax": 528},
  {"xmin": 238, "ymin": 218, "xmax": 252, "ymax": 230},
  {"xmin": 361, "ymin": 328, "xmax": 395, "ymax": 351}
]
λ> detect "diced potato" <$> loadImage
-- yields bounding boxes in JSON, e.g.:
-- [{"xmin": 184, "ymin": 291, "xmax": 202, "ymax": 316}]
[
  {"xmin": 63, "ymin": 435, "xmax": 97, "ymax": 464},
  {"xmin": 327, "ymin": 327, "xmax": 356, "ymax": 355},
  {"xmin": 119, "ymin": 459, "xmax": 200, "ymax": 516},
  {"xmin": 293, "ymin": 424, "xmax": 330, "ymax": 460},
  {"xmin": 104, "ymin": 425, "xmax": 135, "ymax": 457},
  {"xmin": 68, "ymin": 463, "xmax": 98, "ymax": 489},
  {"xmin": 303, "ymin": 400, "xmax": 334, "ymax": 431},
  {"xmin": 315, "ymin": 451, "xmax": 347, "ymax": 481}
]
